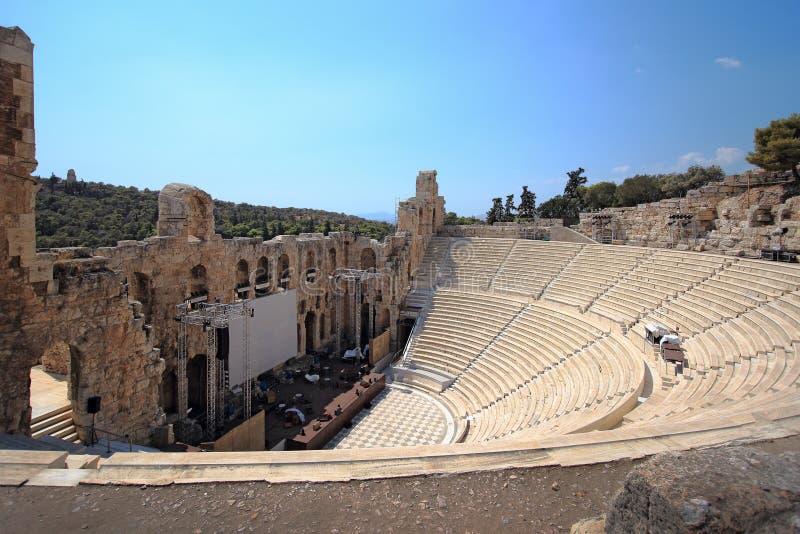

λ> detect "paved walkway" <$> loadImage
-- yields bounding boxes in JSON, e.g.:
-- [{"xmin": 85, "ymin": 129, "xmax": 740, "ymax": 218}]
[
  {"xmin": 325, "ymin": 385, "xmax": 453, "ymax": 449},
  {"xmin": 29, "ymin": 366, "xmax": 69, "ymax": 419}
]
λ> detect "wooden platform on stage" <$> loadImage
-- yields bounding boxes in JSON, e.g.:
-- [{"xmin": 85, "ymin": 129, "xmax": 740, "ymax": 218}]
[{"xmin": 286, "ymin": 373, "xmax": 386, "ymax": 450}]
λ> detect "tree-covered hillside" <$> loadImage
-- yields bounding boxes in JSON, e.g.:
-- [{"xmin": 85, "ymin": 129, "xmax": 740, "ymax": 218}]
[{"xmin": 35, "ymin": 174, "xmax": 395, "ymax": 249}]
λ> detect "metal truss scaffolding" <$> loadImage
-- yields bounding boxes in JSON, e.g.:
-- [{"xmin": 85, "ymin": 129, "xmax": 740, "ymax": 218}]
[
  {"xmin": 177, "ymin": 320, "xmax": 188, "ymax": 425},
  {"xmin": 330, "ymin": 268, "xmax": 382, "ymax": 356},
  {"xmin": 175, "ymin": 299, "xmax": 254, "ymax": 440},
  {"xmin": 205, "ymin": 326, "xmax": 217, "ymax": 440}
]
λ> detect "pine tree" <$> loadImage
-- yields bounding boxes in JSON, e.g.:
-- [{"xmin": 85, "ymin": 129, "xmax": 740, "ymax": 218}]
[
  {"xmin": 323, "ymin": 220, "xmax": 332, "ymax": 235},
  {"xmin": 517, "ymin": 186, "xmax": 536, "ymax": 219},
  {"xmin": 746, "ymin": 113, "xmax": 800, "ymax": 180},
  {"xmin": 564, "ymin": 167, "xmax": 588, "ymax": 199},
  {"xmin": 486, "ymin": 197, "xmax": 504, "ymax": 225},
  {"xmin": 503, "ymin": 194, "xmax": 516, "ymax": 222}
]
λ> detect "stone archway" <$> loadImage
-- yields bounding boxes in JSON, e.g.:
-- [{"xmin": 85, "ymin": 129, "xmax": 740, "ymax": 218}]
[
  {"xmin": 360, "ymin": 248, "xmax": 376, "ymax": 271},
  {"xmin": 278, "ymin": 254, "xmax": 291, "ymax": 289},
  {"xmin": 190, "ymin": 264, "xmax": 208, "ymax": 298},
  {"xmin": 236, "ymin": 259, "xmax": 250, "ymax": 299},
  {"xmin": 255, "ymin": 256, "xmax": 270, "ymax": 296},
  {"xmin": 328, "ymin": 247, "xmax": 337, "ymax": 273},
  {"xmin": 305, "ymin": 311, "xmax": 316, "ymax": 354},
  {"xmin": 159, "ymin": 369, "xmax": 177, "ymax": 415}
]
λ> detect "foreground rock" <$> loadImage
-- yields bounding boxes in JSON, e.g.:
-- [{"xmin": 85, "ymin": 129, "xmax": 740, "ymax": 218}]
[{"xmin": 605, "ymin": 445, "xmax": 800, "ymax": 533}]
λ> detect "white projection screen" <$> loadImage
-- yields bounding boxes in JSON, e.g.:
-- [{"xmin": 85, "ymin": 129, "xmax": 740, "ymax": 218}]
[{"xmin": 227, "ymin": 289, "xmax": 297, "ymax": 385}]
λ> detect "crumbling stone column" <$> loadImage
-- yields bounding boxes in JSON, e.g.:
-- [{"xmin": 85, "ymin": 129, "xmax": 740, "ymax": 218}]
[{"xmin": 0, "ymin": 26, "xmax": 39, "ymax": 434}]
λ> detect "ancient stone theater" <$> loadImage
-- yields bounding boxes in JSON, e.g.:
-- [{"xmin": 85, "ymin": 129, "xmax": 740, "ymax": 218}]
[{"xmin": 1, "ymin": 26, "xmax": 800, "ymax": 488}]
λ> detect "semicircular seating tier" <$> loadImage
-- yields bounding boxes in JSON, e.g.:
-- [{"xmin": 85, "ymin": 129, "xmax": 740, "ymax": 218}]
[{"xmin": 400, "ymin": 237, "xmax": 800, "ymax": 444}]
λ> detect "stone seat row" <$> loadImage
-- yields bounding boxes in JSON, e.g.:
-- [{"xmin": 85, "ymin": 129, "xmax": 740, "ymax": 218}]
[
  {"xmin": 588, "ymin": 254, "xmax": 728, "ymax": 324},
  {"xmin": 465, "ymin": 334, "xmax": 643, "ymax": 441},
  {"xmin": 625, "ymin": 345, "xmax": 800, "ymax": 428},
  {"xmin": 431, "ymin": 302, "xmax": 608, "ymax": 412},
  {"xmin": 681, "ymin": 292, "xmax": 800, "ymax": 374}
]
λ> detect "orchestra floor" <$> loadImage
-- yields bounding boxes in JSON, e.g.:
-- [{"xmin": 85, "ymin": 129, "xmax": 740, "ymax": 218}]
[{"xmin": 324, "ymin": 384, "xmax": 454, "ymax": 449}]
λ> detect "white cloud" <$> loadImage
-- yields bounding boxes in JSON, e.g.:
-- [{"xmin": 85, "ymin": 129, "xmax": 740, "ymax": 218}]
[
  {"xmin": 678, "ymin": 146, "xmax": 745, "ymax": 168},
  {"xmin": 678, "ymin": 151, "xmax": 705, "ymax": 165},
  {"xmin": 715, "ymin": 57, "xmax": 742, "ymax": 69},
  {"xmin": 612, "ymin": 165, "xmax": 631, "ymax": 174}
]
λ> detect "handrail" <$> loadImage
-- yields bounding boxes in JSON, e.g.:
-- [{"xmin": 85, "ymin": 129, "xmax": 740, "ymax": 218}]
[
  {"xmin": 399, "ymin": 316, "xmax": 421, "ymax": 367},
  {"xmin": 76, "ymin": 424, "xmax": 133, "ymax": 453}
]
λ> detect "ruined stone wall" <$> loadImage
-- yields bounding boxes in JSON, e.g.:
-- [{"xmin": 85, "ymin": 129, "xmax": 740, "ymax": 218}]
[
  {"xmin": 0, "ymin": 27, "xmax": 164, "ymax": 441},
  {"xmin": 0, "ymin": 24, "xmax": 437, "ymax": 442},
  {"xmin": 398, "ymin": 170, "xmax": 445, "ymax": 279},
  {"xmin": 576, "ymin": 169, "xmax": 800, "ymax": 255},
  {"xmin": 88, "ymin": 170, "xmax": 436, "ymax": 421}
]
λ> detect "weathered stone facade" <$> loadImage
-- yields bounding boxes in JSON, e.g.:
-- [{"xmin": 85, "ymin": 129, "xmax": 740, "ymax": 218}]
[
  {"xmin": 0, "ymin": 27, "xmax": 164, "ymax": 442},
  {"xmin": 0, "ymin": 25, "xmax": 443, "ymax": 444},
  {"xmin": 576, "ymin": 169, "xmax": 800, "ymax": 254}
]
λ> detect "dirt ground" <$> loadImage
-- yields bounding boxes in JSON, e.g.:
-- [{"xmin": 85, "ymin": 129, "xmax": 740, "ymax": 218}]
[{"xmin": 2, "ymin": 435, "xmax": 799, "ymax": 533}]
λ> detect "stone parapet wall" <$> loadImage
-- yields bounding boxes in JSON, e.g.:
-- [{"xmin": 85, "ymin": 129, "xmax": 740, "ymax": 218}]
[
  {"xmin": 439, "ymin": 219, "xmax": 563, "ymax": 238},
  {"xmin": 576, "ymin": 168, "xmax": 800, "ymax": 254}
]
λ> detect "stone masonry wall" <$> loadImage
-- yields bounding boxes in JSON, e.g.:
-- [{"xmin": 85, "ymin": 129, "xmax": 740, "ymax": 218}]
[{"xmin": 576, "ymin": 169, "xmax": 800, "ymax": 255}]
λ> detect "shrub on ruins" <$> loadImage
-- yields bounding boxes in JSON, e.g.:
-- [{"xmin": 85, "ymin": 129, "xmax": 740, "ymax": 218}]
[
  {"xmin": 747, "ymin": 113, "xmax": 800, "ymax": 180},
  {"xmin": 659, "ymin": 164, "xmax": 724, "ymax": 198}
]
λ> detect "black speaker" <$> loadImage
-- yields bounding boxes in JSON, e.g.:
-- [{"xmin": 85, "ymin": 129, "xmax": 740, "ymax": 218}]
[{"xmin": 87, "ymin": 396, "xmax": 101, "ymax": 414}]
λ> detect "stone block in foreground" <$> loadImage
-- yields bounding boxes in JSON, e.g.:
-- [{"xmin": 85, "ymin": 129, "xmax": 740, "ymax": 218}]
[{"xmin": 606, "ymin": 446, "xmax": 800, "ymax": 533}]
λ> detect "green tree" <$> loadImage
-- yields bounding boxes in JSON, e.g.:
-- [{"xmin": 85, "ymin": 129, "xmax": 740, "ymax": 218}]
[
  {"xmin": 584, "ymin": 181, "xmax": 617, "ymax": 211},
  {"xmin": 48, "ymin": 173, "xmax": 59, "ymax": 193},
  {"xmin": 323, "ymin": 219, "xmax": 332, "ymax": 235},
  {"xmin": 537, "ymin": 195, "xmax": 570, "ymax": 220},
  {"xmin": 486, "ymin": 197, "xmax": 504, "ymax": 225},
  {"xmin": 746, "ymin": 113, "xmax": 800, "ymax": 180},
  {"xmin": 614, "ymin": 174, "xmax": 662, "ymax": 207},
  {"xmin": 517, "ymin": 185, "xmax": 536, "ymax": 219},
  {"xmin": 503, "ymin": 194, "xmax": 516, "ymax": 222}
]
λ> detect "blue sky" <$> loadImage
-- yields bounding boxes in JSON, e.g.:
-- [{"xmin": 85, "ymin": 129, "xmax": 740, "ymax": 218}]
[{"xmin": 2, "ymin": 1, "xmax": 798, "ymax": 218}]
